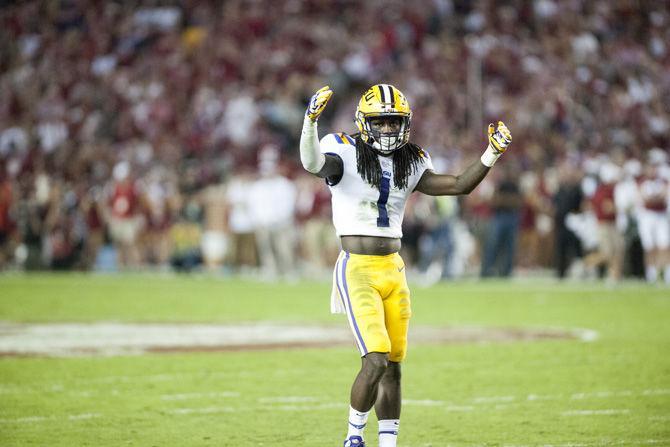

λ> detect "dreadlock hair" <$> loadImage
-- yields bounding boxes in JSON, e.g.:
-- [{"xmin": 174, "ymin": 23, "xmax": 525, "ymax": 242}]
[{"xmin": 353, "ymin": 134, "xmax": 426, "ymax": 191}]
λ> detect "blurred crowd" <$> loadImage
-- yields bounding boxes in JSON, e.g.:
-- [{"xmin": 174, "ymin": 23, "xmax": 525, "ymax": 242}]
[{"xmin": 0, "ymin": 0, "xmax": 669, "ymax": 282}]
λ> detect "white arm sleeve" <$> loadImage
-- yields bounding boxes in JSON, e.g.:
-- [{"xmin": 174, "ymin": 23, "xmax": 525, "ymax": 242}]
[{"xmin": 300, "ymin": 115, "xmax": 325, "ymax": 174}]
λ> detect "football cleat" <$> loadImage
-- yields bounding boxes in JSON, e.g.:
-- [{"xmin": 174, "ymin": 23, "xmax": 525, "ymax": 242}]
[
  {"xmin": 355, "ymin": 84, "xmax": 411, "ymax": 155},
  {"xmin": 343, "ymin": 435, "xmax": 365, "ymax": 446}
]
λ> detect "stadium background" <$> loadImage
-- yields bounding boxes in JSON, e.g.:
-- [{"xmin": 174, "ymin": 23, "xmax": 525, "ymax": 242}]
[
  {"xmin": 1, "ymin": 0, "xmax": 668, "ymax": 279},
  {"xmin": 1, "ymin": 1, "xmax": 670, "ymax": 446}
]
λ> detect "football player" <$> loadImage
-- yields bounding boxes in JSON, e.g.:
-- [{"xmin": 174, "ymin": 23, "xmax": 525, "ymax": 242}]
[{"xmin": 299, "ymin": 84, "xmax": 512, "ymax": 447}]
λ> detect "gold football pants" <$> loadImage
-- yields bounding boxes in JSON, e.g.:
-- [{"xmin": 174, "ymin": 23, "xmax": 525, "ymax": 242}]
[{"xmin": 334, "ymin": 251, "xmax": 411, "ymax": 362}]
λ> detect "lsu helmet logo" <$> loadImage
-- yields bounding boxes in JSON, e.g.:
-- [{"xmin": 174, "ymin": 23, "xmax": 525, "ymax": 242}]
[{"xmin": 355, "ymin": 84, "xmax": 412, "ymax": 154}]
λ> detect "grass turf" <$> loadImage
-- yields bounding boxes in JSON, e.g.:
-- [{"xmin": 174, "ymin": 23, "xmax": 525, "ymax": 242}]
[{"xmin": 0, "ymin": 273, "xmax": 669, "ymax": 446}]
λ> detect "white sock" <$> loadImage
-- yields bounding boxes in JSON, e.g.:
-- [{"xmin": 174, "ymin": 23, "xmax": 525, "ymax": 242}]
[
  {"xmin": 346, "ymin": 406, "xmax": 370, "ymax": 439},
  {"xmin": 664, "ymin": 265, "xmax": 670, "ymax": 284},
  {"xmin": 378, "ymin": 419, "xmax": 399, "ymax": 447}
]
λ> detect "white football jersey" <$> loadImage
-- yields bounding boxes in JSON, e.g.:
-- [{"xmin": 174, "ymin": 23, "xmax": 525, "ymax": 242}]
[{"xmin": 320, "ymin": 133, "xmax": 434, "ymax": 238}]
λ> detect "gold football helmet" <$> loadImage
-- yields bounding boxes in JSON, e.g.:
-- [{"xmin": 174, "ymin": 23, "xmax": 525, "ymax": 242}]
[{"xmin": 355, "ymin": 84, "xmax": 412, "ymax": 154}]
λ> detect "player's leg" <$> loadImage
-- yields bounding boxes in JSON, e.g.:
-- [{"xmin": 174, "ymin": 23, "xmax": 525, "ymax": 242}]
[
  {"xmin": 375, "ymin": 361, "xmax": 402, "ymax": 447},
  {"xmin": 375, "ymin": 253, "xmax": 411, "ymax": 447},
  {"xmin": 374, "ymin": 321, "xmax": 407, "ymax": 423},
  {"xmin": 350, "ymin": 352, "xmax": 390, "ymax": 411},
  {"xmin": 375, "ymin": 360, "xmax": 402, "ymax": 419},
  {"xmin": 344, "ymin": 353, "xmax": 389, "ymax": 446},
  {"xmin": 336, "ymin": 252, "xmax": 392, "ymax": 446}
]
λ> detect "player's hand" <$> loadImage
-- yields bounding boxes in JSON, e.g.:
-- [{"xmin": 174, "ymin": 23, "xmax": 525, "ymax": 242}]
[
  {"xmin": 306, "ymin": 86, "xmax": 333, "ymax": 122},
  {"xmin": 487, "ymin": 121, "xmax": 512, "ymax": 153}
]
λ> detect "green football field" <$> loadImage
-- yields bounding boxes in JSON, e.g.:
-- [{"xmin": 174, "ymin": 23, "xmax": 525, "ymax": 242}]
[{"xmin": 0, "ymin": 273, "xmax": 668, "ymax": 446}]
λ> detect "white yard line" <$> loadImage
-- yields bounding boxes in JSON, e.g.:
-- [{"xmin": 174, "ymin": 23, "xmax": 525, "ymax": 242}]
[
  {"xmin": 168, "ymin": 406, "xmax": 234, "ymax": 415},
  {"xmin": 265, "ymin": 402, "xmax": 343, "ymax": 411},
  {"xmin": 642, "ymin": 389, "xmax": 670, "ymax": 396},
  {"xmin": 526, "ymin": 393, "xmax": 561, "ymax": 401},
  {"xmin": 255, "ymin": 397, "xmax": 478, "ymax": 412},
  {"xmin": 3, "ymin": 387, "xmax": 666, "ymax": 427},
  {"xmin": 468, "ymin": 388, "xmax": 670, "ymax": 405},
  {"xmin": 257, "ymin": 396, "xmax": 320, "ymax": 403},
  {"xmin": 402, "ymin": 399, "xmax": 446, "ymax": 406},
  {"xmin": 442, "ymin": 405, "xmax": 476, "ymax": 412},
  {"xmin": 571, "ymin": 391, "xmax": 634, "ymax": 399},
  {"xmin": 561, "ymin": 409, "xmax": 631, "ymax": 416},
  {"xmin": 160, "ymin": 391, "xmax": 240, "ymax": 401},
  {"xmin": 0, "ymin": 416, "xmax": 50, "ymax": 424},
  {"xmin": 67, "ymin": 413, "xmax": 102, "ymax": 420},
  {"xmin": 472, "ymin": 395, "xmax": 516, "ymax": 404},
  {"xmin": 0, "ymin": 413, "xmax": 101, "ymax": 424}
]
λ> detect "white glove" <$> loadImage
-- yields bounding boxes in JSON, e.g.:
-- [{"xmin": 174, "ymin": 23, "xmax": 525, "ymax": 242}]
[{"xmin": 306, "ymin": 86, "xmax": 333, "ymax": 122}]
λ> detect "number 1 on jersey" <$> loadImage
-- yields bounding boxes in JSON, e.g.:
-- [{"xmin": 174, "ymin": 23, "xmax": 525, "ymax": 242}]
[{"xmin": 376, "ymin": 172, "xmax": 391, "ymax": 227}]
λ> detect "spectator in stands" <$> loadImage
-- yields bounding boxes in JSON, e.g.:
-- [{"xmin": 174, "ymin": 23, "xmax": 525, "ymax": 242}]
[
  {"xmin": 169, "ymin": 197, "xmax": 203, "ymax": 273},
  {"xmin": 516, "ymin": 168, "xmax": 553, "ymax": 270},
  {"xmin": 636, "ymin": 149, "xmax": 670, "ymax": 283},
  {"xmin": 480, "ymin": 164, "xmax": 523, "ymax": 278},
  {"xmin": 224, "ymin": 166, "xmax": 259, "ymax": 273},
  {"xmin": 419, "ymin": 196, "xmax": 459, "ymax": 282},
  {"xmin": 615, "ymin": 159, "xmax": 645, "ymax": 278},
  {"xmin": 295, "ymin": 172, "xmax": 338, "ymax": 275},
  {"xmin": 553, "ymin": 163, "xmax": 585, "ymax": 279},
  {"xmin": 591, "ymin": 162, "xmax": 625, "ymax": 282},
  {"xmin": 79, "ymin": 186, "xmax": 106, "ymax": 270},
  {"xmin": 106, "ymin": 162, "xmax": 144, "ymax": 268},
  {"xmin": 0, "ymin": 169, "xmax": 14, "ymax": 269},
  {"xmin": 0, "ymin": 0, "xmax": 668, "ymax": 278},
  {"xmin": 141, "ymin": 167, "xmax": 177, "ymax": 268},
  {"xmin": 248, "ymin": 145, "xmax": 298, "ymax": 280},
  {"xmin": 198, "ymin": 180, "xmax": 228, "ymax": 272}
]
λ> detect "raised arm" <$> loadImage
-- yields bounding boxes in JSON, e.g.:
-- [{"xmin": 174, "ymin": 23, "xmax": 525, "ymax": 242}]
[
  {"xmin": 415, "ymin": 160, "xmax": 490, "ymax": 196},
  {"xmin": 299, "ymin": 86, "xmax": 343, "ymax": 179},
  {"xmin": 415, "ymin": 121, "xmax": 512, "ymax": 196}
]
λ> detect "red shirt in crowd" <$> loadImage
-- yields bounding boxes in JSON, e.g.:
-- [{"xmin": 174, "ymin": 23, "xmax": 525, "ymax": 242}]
[
  {"xmin": 0, "ymin": 180, "xmax": 13, "ymax": 234},
  {"xmin": 591, "ymin": 183, "xmax": 617, "ymax": 222},
  {"xmin": 109, "ymin": 181, "xmax": 139, "ymax": 219}
]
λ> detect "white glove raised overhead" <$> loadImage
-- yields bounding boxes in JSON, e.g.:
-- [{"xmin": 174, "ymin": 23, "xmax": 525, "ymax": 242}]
[
  {"xmin": 306, "ymin": 86, "xmax": 333, "ymax": 122},
  {"xmin": 481, "ymin": 121, "xmax": 513, "ymax": 167},
  {"xmin": 300, "ymin": 86, "xmax": 334, "ymax": 173}
]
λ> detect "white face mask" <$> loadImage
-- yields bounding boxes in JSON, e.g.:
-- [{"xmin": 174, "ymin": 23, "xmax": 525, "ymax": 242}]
[
  {"xmin": 363, "ymin": 114, "xmax": 410, "ymax": 154},
  {"xmin": 372, "ymin": 135, "xmax": 400, "ymax": 154}
]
